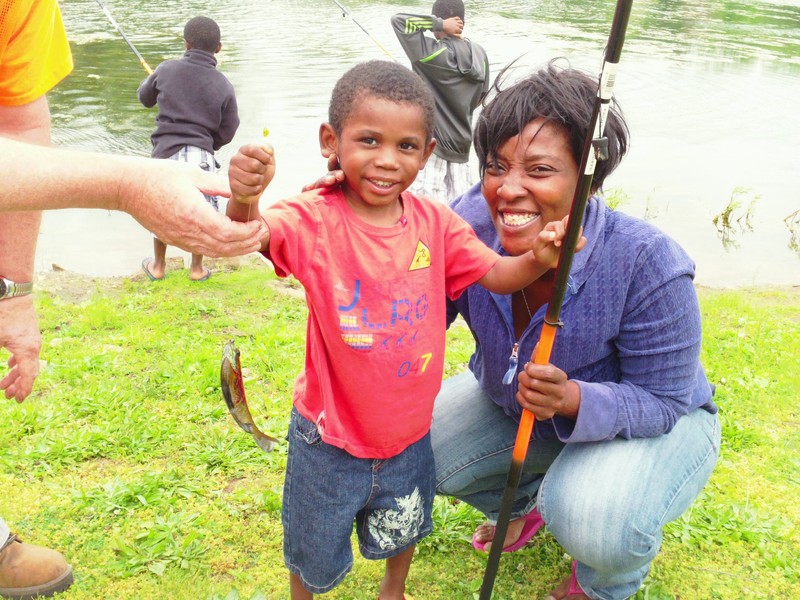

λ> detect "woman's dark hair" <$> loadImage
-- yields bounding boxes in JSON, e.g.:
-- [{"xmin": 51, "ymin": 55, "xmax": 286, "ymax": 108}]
[
  {"xmin": 474, "ymin": 59, "xmax": 629, "ymax": 192},
  {"xmin": 183, "ymin": 16, "xmax": 221, "ymax": 53},
  {"xmin": 328, "ymin": 61, "xmax": 435, "ymax": 141}
]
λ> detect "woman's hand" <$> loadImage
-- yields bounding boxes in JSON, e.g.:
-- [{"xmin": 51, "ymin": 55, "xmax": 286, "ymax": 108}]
[
  {"xmin": 301, "ymin": 152, "xmax": 344, "ymax": 192},
  {"xmin": 516, "ymin": 354, "xmax": 580, "ymax": 420}
]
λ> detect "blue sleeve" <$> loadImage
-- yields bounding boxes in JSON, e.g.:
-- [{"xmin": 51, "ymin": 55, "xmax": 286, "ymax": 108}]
[{"xmin": 555, "ymin": 237, "xmax": 705, "ymax": 442}]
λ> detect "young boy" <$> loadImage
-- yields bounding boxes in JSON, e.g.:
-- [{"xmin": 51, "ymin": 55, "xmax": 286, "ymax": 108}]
[
  {"xmin": 226, "ymin": 61, "xmax": 573, "ymax": 599},
  {"xmin": 391, "ymin": 0, "xmax": 489, "ymax": 203},
  {"xmin": 138, "ymin": 15, "xmax": 239, "ymax": 282}
]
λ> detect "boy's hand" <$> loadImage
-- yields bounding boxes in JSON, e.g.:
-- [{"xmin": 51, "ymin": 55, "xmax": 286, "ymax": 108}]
[
  {"xmin": 229, "ymin": 143, "xmax": 276, "ymax": 204},
  {"xmin": 301, "ymin": 151, "xmax": 344, "ymax": 192},
  {"xmin": 533, "ymin": 215, "xmax": 587, "ymax": 269},
  {"xmin": 442, "ymin": 16, "xmax": 464, "ymax": 38}
]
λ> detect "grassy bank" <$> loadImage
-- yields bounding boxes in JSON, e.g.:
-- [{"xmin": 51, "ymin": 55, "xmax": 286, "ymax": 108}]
[{"xmin": 1, "ymin": 257, "xmax": 798, "ymax": 599}]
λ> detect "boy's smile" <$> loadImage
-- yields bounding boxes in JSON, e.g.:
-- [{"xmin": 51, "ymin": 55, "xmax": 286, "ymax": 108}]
[{"xmin": 320, "ymin": 96, "xmax": 435, "ymax": 227}]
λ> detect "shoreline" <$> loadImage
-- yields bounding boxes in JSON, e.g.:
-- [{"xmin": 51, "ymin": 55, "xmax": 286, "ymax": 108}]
[{"xmin": 34, "ymin": 256, "xmax": 799, "ymax": 307}]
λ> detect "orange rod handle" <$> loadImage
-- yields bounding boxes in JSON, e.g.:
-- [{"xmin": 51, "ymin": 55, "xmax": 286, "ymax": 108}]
[{"xmin": 511, "ymin": 322, "xmax": 558, "ymax": 462}]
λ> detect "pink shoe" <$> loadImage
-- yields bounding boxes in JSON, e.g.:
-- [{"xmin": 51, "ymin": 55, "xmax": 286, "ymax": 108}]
[
  {"xmin": 544, "ymin": 560, "xmax": 588, "ymax": 600},
  {"xmin": 568, "ymin": 560, "xmax": 585, "ymax": 595},
  {"xmin": 471, "ymin": 507, "xmax": 544, "ymax": 552}
]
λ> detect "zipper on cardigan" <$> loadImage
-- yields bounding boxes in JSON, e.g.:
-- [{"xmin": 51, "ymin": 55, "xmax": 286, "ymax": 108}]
[{"xmin": 502, "ymin": 343, "xmax": 520, "ymax": 385}]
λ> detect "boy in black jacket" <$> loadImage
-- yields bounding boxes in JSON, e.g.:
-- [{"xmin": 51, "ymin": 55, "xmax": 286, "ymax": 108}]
[{"xmin": 138, "ymin": 15, "xmax": 239, "ymax": 281}]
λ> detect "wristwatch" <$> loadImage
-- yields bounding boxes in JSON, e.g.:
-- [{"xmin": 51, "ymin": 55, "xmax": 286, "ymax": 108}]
[{"xmin": 0, "ymin": 277, "xmax": 33, "ymax": 300}]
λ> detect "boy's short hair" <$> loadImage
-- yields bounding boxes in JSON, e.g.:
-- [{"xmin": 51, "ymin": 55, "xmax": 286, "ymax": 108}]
[
  {"xmin": 328, "ymin": 61, "xmax": 435, "ymax": 142},
  {"xmin": 183, "ymin": 16, "xmax": 221, "ymax": 53},
  {"xmin": 432, "ymin": 0, "xmax": 465, "ymax": 22}
]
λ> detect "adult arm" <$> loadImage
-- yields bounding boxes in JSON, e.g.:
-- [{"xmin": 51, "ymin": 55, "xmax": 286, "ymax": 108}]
[
  {"xmin": 0, "ymin": 98, "xmax": 50, "ymax": 402},
  {"xmin": 0, "ymin": 136, "xmax": 267, "ymax": 257}
]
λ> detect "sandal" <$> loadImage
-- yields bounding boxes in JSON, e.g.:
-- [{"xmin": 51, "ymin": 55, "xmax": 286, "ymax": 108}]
[
  {"xmin": 544, "ymin": 560, "xmax": 589, "ymax": 600},
  {"xmin": 471, "ymin": 507, "xmax": 544, "ymax": 552}
]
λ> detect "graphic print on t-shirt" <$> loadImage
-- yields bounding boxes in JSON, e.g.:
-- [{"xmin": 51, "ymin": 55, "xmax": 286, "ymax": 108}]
[{"xmin": 408, "ymin": 240, "xmax": 431, "ymax": 271}]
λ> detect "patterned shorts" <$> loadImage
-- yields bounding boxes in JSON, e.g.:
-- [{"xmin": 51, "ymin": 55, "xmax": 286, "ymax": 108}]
[
  {"xmin": 408, "ymin": 153, "xmax": 475, "ymax": 204},
  {"xmin": 167, "ymin": 145, "xmax": 219, "ymax": 211}
]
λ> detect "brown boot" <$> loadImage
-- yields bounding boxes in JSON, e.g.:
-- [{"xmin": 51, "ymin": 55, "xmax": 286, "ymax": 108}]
[{"xmin": 0, "ymin": 534, "xmax": 73, "ymax": 599}]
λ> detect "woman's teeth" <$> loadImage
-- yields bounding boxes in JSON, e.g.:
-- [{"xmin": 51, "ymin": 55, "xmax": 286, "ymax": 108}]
[{"xmin": 502, "ymin": 212, "xmax": 540, "ymax": 226}]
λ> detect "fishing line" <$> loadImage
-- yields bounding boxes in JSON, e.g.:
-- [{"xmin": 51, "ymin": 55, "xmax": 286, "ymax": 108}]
[
  {"xmin": 94, "ymin": 0, "xmax": 153, "ymax": 75},
  {"xmin": 330, "ymin": 0, "xmax": 398, "ymax": 62},
  {"xmin": 478, "ymin": 0, "xmax": 634, "ymax": 597}
]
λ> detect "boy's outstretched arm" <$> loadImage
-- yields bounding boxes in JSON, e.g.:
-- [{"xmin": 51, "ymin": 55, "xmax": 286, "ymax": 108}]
[
  {"xmin": 479, "ymin": 216, "xmax": 586, "ymax": 294},
  {"xmin": 227, "ymin": 143, "xmax": 276, "ymax": 251}
]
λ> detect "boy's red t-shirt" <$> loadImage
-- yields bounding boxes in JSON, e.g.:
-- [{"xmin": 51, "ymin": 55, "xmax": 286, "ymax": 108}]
[{"xmin": 262, "ymin": 189, "xmax": 499, "ymax": 459}]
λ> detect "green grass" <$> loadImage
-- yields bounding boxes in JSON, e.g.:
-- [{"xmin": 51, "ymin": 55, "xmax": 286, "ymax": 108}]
[{"xmin": 1, "ymin": 259, "xmax": 798, "ymax": 599}]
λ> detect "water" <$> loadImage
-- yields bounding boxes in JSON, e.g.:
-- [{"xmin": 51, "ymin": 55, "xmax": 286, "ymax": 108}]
[{"xmin": 38, "ymin": 0, "xmax": 800, "ymax": 287}]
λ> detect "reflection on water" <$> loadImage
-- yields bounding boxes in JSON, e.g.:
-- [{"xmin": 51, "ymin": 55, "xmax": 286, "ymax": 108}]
[
  {"xmin": 712, "ymin": 188, "xmax": 759, "ymax": 250},
  {"xmin": 39, "ymin": 0, "xmax": 800, "ymax": 287}
]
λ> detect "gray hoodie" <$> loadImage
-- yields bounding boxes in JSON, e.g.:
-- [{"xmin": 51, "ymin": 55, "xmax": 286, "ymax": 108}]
[
  {"xmin": 138, "ymin": 49, "xmax": 239, "ymax": 159},
  {"xmin": 392, "ymin": 13, "xmax": 489, "ymax": 163}
]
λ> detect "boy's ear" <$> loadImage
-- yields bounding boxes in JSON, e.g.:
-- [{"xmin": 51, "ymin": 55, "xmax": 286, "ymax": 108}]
[
  {"xmin": 419, "ymin": 138, "xmax": 437, "ymax": 170},
  {"xmin": 215, "ymin": 42, "xmax": 222, "ymax": 54},
  {"xmin": 319, "ymin": 123, "xmax": 338, "ymax": 158}
]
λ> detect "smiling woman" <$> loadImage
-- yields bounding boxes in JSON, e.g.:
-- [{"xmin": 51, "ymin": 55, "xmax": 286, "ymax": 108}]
[{"xmin": 431, "ymin": 60, "xmax": 721, "ymax": 600}]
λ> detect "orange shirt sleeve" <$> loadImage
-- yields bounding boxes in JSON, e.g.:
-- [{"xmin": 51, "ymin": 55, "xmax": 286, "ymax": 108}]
[{"xmin": 0, "ymin": 0, "xmax": 73, "ymax": 106}]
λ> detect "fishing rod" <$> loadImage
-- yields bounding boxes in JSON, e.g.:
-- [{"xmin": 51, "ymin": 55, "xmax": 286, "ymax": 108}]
[
  {"xmin": 330, "ymin": 0, "xmax": 398, "ymax": 62},
  {"xmin": 94, "ymin": 0, "xmax": 153, "ymax": 75},
  {"xmin": 478, "ymin": 0, "xmax": 634, "ymax": 597}
]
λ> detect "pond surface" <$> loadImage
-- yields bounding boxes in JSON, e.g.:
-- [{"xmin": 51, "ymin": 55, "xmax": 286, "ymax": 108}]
[{"xmin": 38, "ymin": 0, "xmax": 800, "ymax": 287}]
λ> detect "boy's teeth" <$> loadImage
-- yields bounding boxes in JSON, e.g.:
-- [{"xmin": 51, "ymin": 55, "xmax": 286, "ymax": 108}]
[
  {"xmin": 372, "ymin": 179, "xmax": 393, "ymax": 188},
  {"xmin": 502, "ymin": 212, "xmax": 539, "ymax": 226}
]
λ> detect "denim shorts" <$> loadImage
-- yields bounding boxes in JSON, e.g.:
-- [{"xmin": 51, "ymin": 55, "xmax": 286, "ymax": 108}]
[{"xmin": 282, "ymin": 407, "xmax": 434, "ymax": 594}]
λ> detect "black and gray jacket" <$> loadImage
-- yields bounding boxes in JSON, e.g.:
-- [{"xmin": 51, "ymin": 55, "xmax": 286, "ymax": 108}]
[{"xmin": 391, "ymin": 13, "xmax": 489, "ymax": 164}]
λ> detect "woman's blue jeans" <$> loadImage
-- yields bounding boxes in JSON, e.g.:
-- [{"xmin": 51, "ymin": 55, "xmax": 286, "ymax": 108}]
[{"xmin": 431, "ymin": 372, "xmax": 721, "ymax": 600}]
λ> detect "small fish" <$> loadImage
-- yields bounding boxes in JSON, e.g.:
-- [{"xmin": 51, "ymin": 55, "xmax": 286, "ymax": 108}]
[{"xmin": 220, "ymin": 339, "xmax": 278, "ymax": 453}]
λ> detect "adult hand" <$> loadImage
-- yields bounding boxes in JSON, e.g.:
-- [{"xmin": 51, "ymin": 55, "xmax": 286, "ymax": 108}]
[
  {"xmin": 516, "ymin": 354, "xmax": 580, "ymax": 420},
  {"xmin": 0, "ymin": 296, "xmax": 41, "ymax": 403},
  {"xmin": 301, "ymin": 152, "xmax": 344, "ymax": 192},
  {"xmin": 228, "ymin": 143, "xmax": 277, "ymax": 205},
  {"xmin": 118, "ymin": 158, "xmax": 268, "ymax": 258},
  {"xmin": 442, "ymin": 16, "xmax": 464, "ymax": 38}
]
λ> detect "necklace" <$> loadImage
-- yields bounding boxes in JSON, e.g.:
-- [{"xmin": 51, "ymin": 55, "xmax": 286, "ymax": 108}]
[{"xmin": 520, "ymin": 289, "xmax": 533, "ymax": 320}]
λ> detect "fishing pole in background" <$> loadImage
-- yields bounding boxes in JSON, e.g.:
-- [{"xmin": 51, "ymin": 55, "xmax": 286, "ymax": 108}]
[
  {"xmin": 330, "ymin": 0, "xmax": 398, "ymax": 62},
  {"xmin": 478, "ymin": 0, "xmax": 634, "ymax": 597},
  {"xmin": 94, "ymin": 0, "xmax": 153, "ymax": 75}
]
